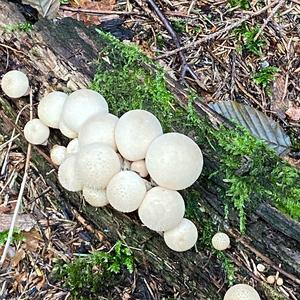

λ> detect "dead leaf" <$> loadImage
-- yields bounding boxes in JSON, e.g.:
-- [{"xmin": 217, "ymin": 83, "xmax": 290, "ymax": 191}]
[
  {"xmin": 271, "ymin": 74, "xmax": 288, "ymax": 116},
  {"xmin": 21, "ymin": 0, "xmax": 60, "ymax": 19},
  {"xmin": 11, "ymin": 248, "xmax": 26, "ymax": 267},
  {"xmin": 284, "ymin": 156, "xmax": 300, "ymax": 170},
  {"xmin": 286, "ymin": 107, "xmax": 300, "ymax": 121},
  {"xmin": 0, "ymin": 214, "xmax": 36, "ymax": 232},
  {"xmin": 23, "ymin": 230, "xmax": 42, "ymax": 252}
]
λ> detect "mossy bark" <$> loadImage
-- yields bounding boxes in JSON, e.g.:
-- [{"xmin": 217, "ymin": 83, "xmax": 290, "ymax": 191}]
[{"xmin": 0, "ymin": 1, "xmax": 299, "ymax": 299}]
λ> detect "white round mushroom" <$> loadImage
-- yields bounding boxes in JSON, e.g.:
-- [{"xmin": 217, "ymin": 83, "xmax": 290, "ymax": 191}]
[
  {"xmin": 115, "ymin": 110, "xmax": 163, "ymax": 161},
  {"xmin": 38, "ymin": 91, "xmax": 68, "ymax": 128},
  {"xmin": 223, "ymin": 284, "xmax": 260, "ymax": 300},
  {"xmin": 106, "ymin": 171, "xmax": 146, "ymax": 213},
  {"xmin": 138, "ymin": 186, "xmax": 185, "ymax": 232},
  {"xmin": 24, "ymin": 118, "xmax": 50, "ymax": 145},
  {"xmin": 1, "ymin": 70, "xmax": 29, "ymax": 98},
  {"xmin": 58, "ymin": 155, "xmax": 82, "ymax": 192},
  {"xmin": 83, "ymin": 186, "xmax": 108, "ymax": 207},
  {"xmin": 211, "ymin": 232, "xmax": 230, "ymax": 251},
  {"xmin": 78, "ymin": 113, "xmax": 118, "ymax": 150},
  {"xmin": 61, "ymin": 89, "xmax": 108, "ymax": 133},
  {"xmin": 130, "ymin": 160, "xmax": 148, "ymax": 178},
  {"xmin": 59, "ymin": 120, "xmax": 78, "ymax": 139},
  {"xmin": 267, "ymin": 275, "xmax": 275, "ymax": 284},
  {"xmin": 66, "ymin": 138, "xmax": 80, "ymax": 155},
  {"xmin": 146, "ymin": 133, "xmax": 203, "ymax": 190},
  {"xmin": 76, "ymin": 143, "xmax": 120, "ymax": 189},
  {"xmin": 163, "ymin": 218, "xmax": 198, "ymax": 252},
  {"xmin": 50, "ymin": 145, "xmax": 67, "ymax": 165}
]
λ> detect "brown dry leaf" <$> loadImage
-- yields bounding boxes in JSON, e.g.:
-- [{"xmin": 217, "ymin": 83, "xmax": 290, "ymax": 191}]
[
  {"xmin": 271, "ymin": 74, "xmax": 288, "ymax": 116},
  {"xmin": 23, "ymin": 229, "xmax": 42, "ymax": 252},
  {"xmin": 284, "ymin": 156, "xmax": 300, "ymax": 170},
  {"xmin": 11, "ymin": 248, "xmax": 26, "ymax": 267},
  {"xmin": 0, "ymin": 214, "xmax": 36, "ymax": 232},
  {"xmin": 286, "ymin": 107, "xmax": 300, "ymax": 121}
]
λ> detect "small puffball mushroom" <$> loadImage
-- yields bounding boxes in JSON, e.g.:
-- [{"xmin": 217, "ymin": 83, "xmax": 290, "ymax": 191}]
[
  {"xmin": 83, "ymin": 186, "xmax": 108, "ymax": 207},
  {"xmin": 1, "ymin": 70, "xmax": 29, "ymax": 98},
  {"xmin": 163, "ymin": 218, "xmax": 198, "ymax": 252},
  {"xmin": 138, "ymin": 186, "xmax": 185, "ymax": 232},
  {"xmin": 38, "ymin": 91, "xmax": 68, "ymax": 128},
  {"xmin": 58, "ymin": 155, "xmax": 82, "ymax": 192},
  {"xmin": 212, "ymin": 232, "xmax": 230, "ymax": 251},
  {"xmin": 106, "ymin": 171, "xmax": 146, "ymax": 212},
  {"xmin": 59, "ymin": 120, "xmax": 77, "ymax": 139},
  {"xmin": 78, "ymin": 113, "xmax": 118, "ymax": 150},
  {"xmin": 256, "ymin": 264, "xmax": 265, "ymax": 273},
  {"xmin": 24, "ymin": 118, "xmax": 50, "ymax": 145},
  {"xmin": 66, "ymin": 138, "xmax": 80, "ymax": 155},
  {"xmin": 146, "ymin": 133, "xmax": 203, "ymax": 190},
  {"xmin": 130, "ymin": 160, "xmax": 148, "ymax": 178},
  {"xmin": 61, "ymin": 89, "xmax": 108, "ymax": 133},
  {"xmin": 276, "ymin": 278, "xmax": 283, "ymax": 286},
  {"xmin": 223, "ymin": 284, "xmax": 260, "ymax": 300},
  {"xmin": 76, "ymin": 143, "xmax": 120, "ymax": 189},
  {"xmin": 267, "ymin": 275, "xmax": 276, "ymax": 284},
  {"xmin": 115, "ymin": 110, "xmax": 163, "ymax": 161},
  {"xmin": 50, "ymin": 145, "xmax": 67, "ymax": 165}
]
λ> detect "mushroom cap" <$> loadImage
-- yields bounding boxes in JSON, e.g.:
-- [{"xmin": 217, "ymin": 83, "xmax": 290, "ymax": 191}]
[
  {"xmin": 58, "ymin": 155, "xmax": 82, "ymax": 192},
  {"xmin": 267, "ymin": 276, "xmax": 275, "ymax": 284},
  {"xmin": 130, "ymin": 160, "xmax": 148, "ymax": 178},
  {"xmin": 1, "ymin": 70, "xmax": 29, "ymax": 98},
  {"xmin": 66, "ymin": 138, "xmax": 80, "ymax": 155},
  {"xmin": 24, "ymin": 118, "xmax": 50, "ymax": 145},
  {"xmin": 61, "ymin": 89, "xmax": 108, "ymax": 133},
  {"xmin": 223, "ymin": 284, "xmax": 260, "ymax": 300},
  {"xmin": 50, "ymin": 145, "xmax": 67, "ymax": 165},
  {"xmin": 59, "ymin": 120, "xmax": 78, "ymax": 139},
  {"xmin": 83, "ymin": 186, "xmax": 108, "ymax": 207},
  {"xmin": 163, "ymin": 218, "xmax": 198, "ymax": 252},
  {"xmin": 76, "ymin": 143, "xmax": 121, "ymax": 189},
  {"xmin": 38, "ymin": 91, "xmax": 68, "ymax": 128},
  {"xmin": 107, "ymin": 171, "xmax": 146, "ymax": 212},
  {"xmin": 78, "ymin": 113, "xmax": 118, "ymax": 150},
  {"xmin": 146, "ymin": 133, "xmax": 203, "ymax": 190},
  {"xmin": 211, "ymin": 232, "xmax": 230, "ymax": 251},
  {"xmin": 115, "ymin": 110, "xmax": 163, "ymax": 161},
  {"xmin": 138, "ymin": 186, "xmax": 185, "ymax": 232}
]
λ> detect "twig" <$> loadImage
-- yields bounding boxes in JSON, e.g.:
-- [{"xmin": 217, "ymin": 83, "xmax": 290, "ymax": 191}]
[
  {"xmin": 60, "ymin": 6, "xmax": 141, "ymax": 15},
  {"xmin": 155, "ymin": 0, "xmax": 280, "ymax": 60},
  {"xmin": 0, "ymin": 91, "xmax": 33, "ymax": 268},
  {"xmin": 254, "ymin": 0, "xmax": 285, "ymax": 41}
]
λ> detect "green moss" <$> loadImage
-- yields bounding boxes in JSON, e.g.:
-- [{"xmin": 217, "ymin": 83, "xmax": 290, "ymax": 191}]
[
  {"xmin": 253, "ymin": 66, "xmax": 280, "ymax": 88},
  {"xmin": 217, "ymin": 252, "xmax": 236, "ymax": 286},
  {"xmin": 0, "ymin": 229, "xmax": 25, "ymax": 246},
  {"xmin": 91, "ymin": 30, "xmax": 300, "ymax": 232},
  {"xmin": 0, "ymin": 22, "xmax": 33, "ymax": 33}
]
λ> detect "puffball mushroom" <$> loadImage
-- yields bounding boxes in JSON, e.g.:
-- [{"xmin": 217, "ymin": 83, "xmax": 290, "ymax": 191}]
[
  {"xmin": 78, "ymin": 113, "xmax": 118, "ymax": 150},
  {"xmin": 138, "ymin": 186, "xmax": 185, "ymax": 232},
  {"xmin": 38, "ymin": 91, "xmax": 68, "ymax": 128},
  {"xmin": 130, "ymin": 160, "xmax": 148, "ymax": 178},
  {"xmin": 61, "ymin": 89, "xmax": 108, "ymax": 133},
  {"xmin": 76, "ymin": 143, "xmax": 120, "ymax": 189},
  {"xmin": 24, "ymin": 118, "xmax": 50, "ymax": 145},
  {"xmin": 1, "ymin": 70, "xmax": 29, "ymax": 98},
  {"xmin": 59, "ymin": 120, "xmax": 78, "ymax": 139},
  {"xmin": 66, "ymin": 138, "xmax": 80, "ymax": 155},
  {"xmin": 50, "ymin": 145, "xmax": 67, "ymax": 165},
  {"xmin": 115, "ymin": 110, "xmax": 163, "ymax": 161},
  {"xmin": 146, "ymin": 133, "xmax": 203, "ymax": 190},
  {"xmin": 106, "ymin": 171, "xmax": 146, "ymax": 212},
  {"xmin": 163, "ymin": 218, "xmax": 198, "ymax": 252},
  {"xmin": 223, "ymin": 284, "xmax": 260, "ymax": 300},
  {"xmin": 58, "ymin": 155, "xmax": 82, "ymax": 192},
  {"xmin": 212, "ymin": 232, "xmax": 230, "ymax": 251},
  {"xmin": 83, "ymin": 186, "xmax": 108, "ymax": 207}
]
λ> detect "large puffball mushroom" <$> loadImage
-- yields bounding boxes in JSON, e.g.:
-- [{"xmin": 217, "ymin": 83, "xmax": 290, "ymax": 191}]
[
  {"xmin": 163, "ymin": 218, "xmax": 198, "ymax": 252},
  {"xmin": 1, "ymin": 70, "xmax": 29, "ymax": 98},
  {"xmin": 115, "ymin": 110, "xmax": 163, "ymax": 161},
  {"xmin": 83, "ymin": 186, "xmax": 108, "ymax": 207},
  {"xmin": 50, "ymin": 145, "xmax": 67, "ymax": 165},
  {"xmin": 78, "ymin": 113, "xmax": 118, "ymax": 150},
  {"xmin": 223, "ymin": 284, "xmax": 260, "ymax": 300},
  {"xmin": 61, "ymin": 89, "xmax": 108, "ymax": 133},
  {"xmin": 66, "ymin": 138, "xmax": 80, "ymax": 155},
  {"xmin": 138, "ymin": 186, "xmax": 185, "ymax": 232},
  {"xmin": 106, "ymin": 171, "xmax": 146, "ymax": 212},
  {"xmin": 38, "ymin": 91, "xmax": 68, "ymax": 128},
  {"xmin": 76, "ymin": 143, "xmax": 120, "ymax": 189},
  {"xmin": 146, "ymin": 133, "xmax": 203, "ymax": 190},
  {"xmin": 130, "ymin": 160, "xmax": 148, "ymax": 178},
  {"xmin": 59, "ymin": 120, "xmax": 77, "ymax": 139},
  {"xmin": 24, "ymin": 118, "xmax": 50, "ymax": 145},
  {"xmin": 212, "ymin": 232, "xmax": 230, "ymax": 251},
  {"xmin": 58, "ymin": 155, "xmax": 82, "ymax": 192}
]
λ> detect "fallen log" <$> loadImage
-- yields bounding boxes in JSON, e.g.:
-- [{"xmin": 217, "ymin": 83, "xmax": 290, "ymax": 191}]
[{"xmin": 0, "ymin": 1, "xmax": 299, "ymax": 299}]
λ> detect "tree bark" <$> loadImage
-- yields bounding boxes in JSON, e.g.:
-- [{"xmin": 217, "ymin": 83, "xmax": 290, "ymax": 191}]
[{"xmin": 0, "ymin": 1, "xmax": 299, "ymax": 299}]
